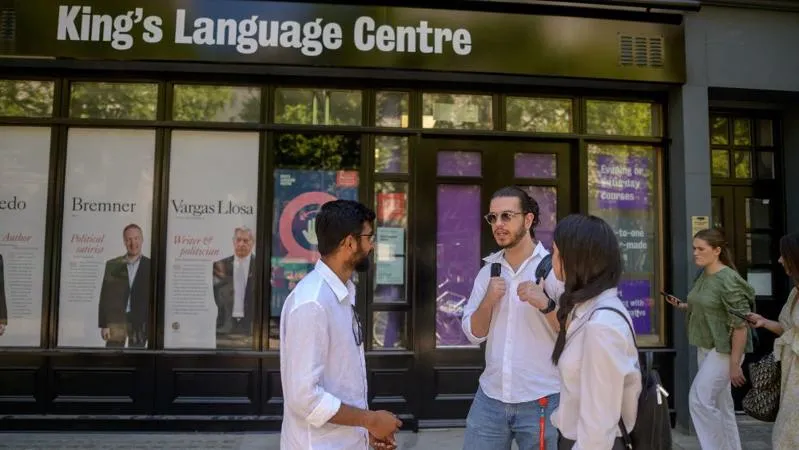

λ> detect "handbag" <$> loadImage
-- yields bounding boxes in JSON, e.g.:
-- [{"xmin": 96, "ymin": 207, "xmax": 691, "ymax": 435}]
[{"xmin": 742, "ymin": 351, "xmax": 780, "ymax": 422}]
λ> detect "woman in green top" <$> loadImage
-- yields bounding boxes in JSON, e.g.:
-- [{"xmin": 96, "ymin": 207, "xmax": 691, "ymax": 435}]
[
  {"xmin": 746, "ymin": 232, "xmax": 799, "ymax": 450},
  {"xmin": 665, "ymin": 228, "xmax": 755, "ymax": 450}
]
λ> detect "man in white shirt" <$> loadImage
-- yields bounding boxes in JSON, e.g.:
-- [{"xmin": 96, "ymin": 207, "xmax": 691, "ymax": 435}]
[
  {"xmin": 280, "ymin": 200, "xmax": 402, "ymax": 450},
  {"xmin": 461, "ymin": 186, "xmax": 565, "ymax": 450}
]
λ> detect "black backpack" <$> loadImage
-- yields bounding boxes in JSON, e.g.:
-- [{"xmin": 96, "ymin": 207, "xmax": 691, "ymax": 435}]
[
  {"xmin": 535, "ymin": 254, "xmax": 552, "ymax": 284},
  {"xmin": 590, "ymin": 307, "xmax": 672, "ymax": 450}
]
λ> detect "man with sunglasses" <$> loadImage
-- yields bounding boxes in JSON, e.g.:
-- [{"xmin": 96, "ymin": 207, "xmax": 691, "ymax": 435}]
[
  {"xmin": 280, "ymin": 200, "xmax": 402, "ymax": 449},
  {"xmin": 461, "ymin": 186, "xmax": 564, "ymax": 450}
]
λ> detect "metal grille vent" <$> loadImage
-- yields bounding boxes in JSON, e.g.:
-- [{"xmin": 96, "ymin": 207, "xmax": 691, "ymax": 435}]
[
  {"xmin": 619, "ymin": 35, "xmax": 664, "ymax": 68},
  {"xmin": 0, "ymin": 8, "xmax": 14, "ymax": 41}
]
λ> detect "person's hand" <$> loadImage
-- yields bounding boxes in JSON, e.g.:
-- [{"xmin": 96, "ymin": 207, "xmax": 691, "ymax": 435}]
[
  {"xmin": 746, "ymin": 313, "xmax": 767, "ymax": 328},
  {"xmin": 517, "ymin": 281, "xmax": 548, "ymax": 310},
  {"xmin": 365, "ymin": 410, "xmax": 402, "ymax": 441},
  {"xmin": 101, "ymin": 328, "xmax": 110, "ymax": 341},
  {"xmin": 0, "ymin": 323, "xmax": 5, "ymax": 336},
  {"xmin": 484, "ymin": 276, "xmax": 507, "ymax": 308},
  {"xmin": 730, "ymin": 362, "xmax": 746, "ymax": 387},
  {"xmin": 664, "ymin": 294, "xmax": 688, "ymax": 311},
  {"xmin": 370, "ymin": 433, "xmax": 398, "ymax": 449}
]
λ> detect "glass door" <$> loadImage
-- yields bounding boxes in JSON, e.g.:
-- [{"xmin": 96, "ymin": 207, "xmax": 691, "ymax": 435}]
[{"xmin": 414, "ymin": 138, "xmax": 570, "ymax": 423}]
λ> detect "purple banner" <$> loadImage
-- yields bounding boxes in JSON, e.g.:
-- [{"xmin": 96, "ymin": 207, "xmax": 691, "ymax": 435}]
[
  {"xmin": 595, "ymin": 154, "xmax": 650, "ymax": 210},
  {"xmin": 618, "ymin": 279, "xmax": 654, "ymax": 335},
  {"xmin": 436, "ymin": 184, "xmax": 481, "ymax": 347}
]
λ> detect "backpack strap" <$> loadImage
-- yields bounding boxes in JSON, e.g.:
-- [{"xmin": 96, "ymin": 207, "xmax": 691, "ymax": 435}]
[{"xmin": 588, "ymin": 306, "xmax": 637, "ymax": 450}]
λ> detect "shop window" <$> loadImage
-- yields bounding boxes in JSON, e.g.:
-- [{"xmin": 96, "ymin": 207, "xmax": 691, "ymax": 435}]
[
  {"xmin": 163, "ymin": 131, "xmax": 260, "ymax": 350},
  {"xmin": 712, "ymin": 149, "xmax": 730, "ymax": 178},
  {"xmin": 585, "ymin": 100, "xmax": 660, "ymax": 137},
  {"xmin": 70, "ymin": 82, "xmax": 158, "ymax": 120},
  {"xmin": 375, "ymin": 136, "xmax": 408, "ymax": 174},
  {"xmin": 514, "ymin": 153, "xmax": 557, "ymax": 179},
  {"xmin": 376, "ymin": 91, "xmax": 409, "ymax": 128},
  {"xmin": 0, "ymin": 126, "xmax": 51, "ymax": 347},
  {"xmin": 521, "ymin": 186, "xmax": 557, "ymax": 251},
  {"xmin": 373, "ymin": 182, "xmax": 408, "ymax": 304},
  {"xmin": 757, "ymin": 119, "xmax": 774, "ymax": 147},
  {"xmin": 506, "ymin": 97, "xmax": 572, "ymax": 133},
  {"xmin": 172, "ymin": 85, "xmax": 260, "ymax": 123},
  {"xmin": 733, "ymin": 118, "xmax": 751, "ymax": 146},
  {"xmin": 269, "ymin": 133, "xmax": 361, "ymax": 349},
  {"xmin": 586, "ymin": 144, "xmax": 663, "ymax": 346},
  {"xmin": 437, "ymin": 151, "xmax": 481, "ymax": 177},
  {"xmin": 57, "ymin": 128, "xmax": 156, "ymax": 349},
  {"xmin": 757, "ymin": 152, "xmax": 775, "ymax": 179},
  {"xmin": 0, "ymin": 80, "xmax": 54, "ymax": 117},
  {"xmin": 274, "ymin": 88, "xmax": 362, "ymax": 126},
  {"xmin": 422, "ymin": 93, "xmax": 492, "ymax": 130},
  {"xmin": 436, "ymin": 184, "xmax": 481, "ymax": 348},
  {"xmin": 733, "ymin": 151, "xmax": 752, "ymax": 179},
  {"xmin": 711, "ymin": 116, "xmax": 729, "ymax": 145},
  {"xmin": 372, "ymin": 311, "xmax": 408, "ymax": 350}
]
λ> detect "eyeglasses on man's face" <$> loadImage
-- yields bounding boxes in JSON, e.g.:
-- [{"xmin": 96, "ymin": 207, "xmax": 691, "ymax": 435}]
[{"xmin": 484, "ymin": 211, "xmax": 524, "ymax": 225}]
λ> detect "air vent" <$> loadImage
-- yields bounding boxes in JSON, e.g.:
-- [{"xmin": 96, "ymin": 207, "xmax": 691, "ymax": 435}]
[
  {"xmin": 0, "ymin": 7, "xmax": 14, "ymax": 41},
  {"xmin": 618, "ymin": 34, "xmax": 664, "ymax": 69}
]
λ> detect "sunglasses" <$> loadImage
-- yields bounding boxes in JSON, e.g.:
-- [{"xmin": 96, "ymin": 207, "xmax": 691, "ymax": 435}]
[{"xmin": 484, "ymin": 211, "xmax": 524, "ymax": 225}]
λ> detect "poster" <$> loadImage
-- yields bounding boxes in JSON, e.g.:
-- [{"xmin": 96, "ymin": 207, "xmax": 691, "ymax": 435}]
[
  {"xmin": 269, "ymin": 168, "xmax": 358, "ymax": 344},
  {"xmin": 0, "ymin": 127, "xmax": 50, "ymax": 347},
  {"xmin": 164, "ymin": 131, "xmax": 259, "ymax": 350},
  {"xmin": 588, "ymin": 144, "xmax": 659, "ymax": 338},
  {"xmin": 57, "ymin": 129, "xmax": 155, "ymax": 348}
]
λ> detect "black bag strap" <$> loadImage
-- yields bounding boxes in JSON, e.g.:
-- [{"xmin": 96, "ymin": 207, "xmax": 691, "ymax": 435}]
[{"xmin": 588, "ymin": 306, "xmax": 637, "ymax": 450}]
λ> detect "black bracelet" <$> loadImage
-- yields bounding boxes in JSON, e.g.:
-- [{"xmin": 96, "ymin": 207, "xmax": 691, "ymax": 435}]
[{"xmin": 539, "ymin": 298, "xmax": 556, "ymax": 314}]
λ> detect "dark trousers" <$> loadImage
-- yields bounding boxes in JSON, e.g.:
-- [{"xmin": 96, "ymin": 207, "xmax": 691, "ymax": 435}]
[
  {"xmin": 557, "ymin": 432, "xmax": 627, "ymax": 450},
  {"xmin": 216, "ymin": 317, "xmax": 251, "ymax": 349}
]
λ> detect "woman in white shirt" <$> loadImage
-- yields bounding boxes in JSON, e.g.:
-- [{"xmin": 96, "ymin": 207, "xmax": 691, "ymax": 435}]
[{"xmin": 548, "ymin": 214, "xmax": 642, "ymax": 450}]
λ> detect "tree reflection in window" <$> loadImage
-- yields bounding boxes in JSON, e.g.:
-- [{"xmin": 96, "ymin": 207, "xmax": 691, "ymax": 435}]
[
  {"xmin": 586, "ymin": 100, "xmax": 660, "ymax": 137},
  {"xmin": 172, "ymin": 85, "xmax": 260, "ymax": 123},
  {"xmin": 275, "ymin": 88, "xmax": 362, "ymax": 126},
  {"xmin": 422, "ymin": 93, "xmax": 492, "ymax": 130},
  {"xmin": 70, "ymin": 82, "xmax": 159, "ymax": 120},
  {"xmin": 506, "ymin": 97, "xmax": 572, "ymax": 133},
  {"xmin": 275, "ymin": 133, "xmax": 361, "ymax": 170},
  {"xmin": 0, "ymin": 80, "xmax": 54, "ymax": 117}
]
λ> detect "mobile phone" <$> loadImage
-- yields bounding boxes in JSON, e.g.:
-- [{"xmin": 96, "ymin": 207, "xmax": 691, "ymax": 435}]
[{"xmin": 729, "ymin": 309, "xmax": 757, "ymax": 324}]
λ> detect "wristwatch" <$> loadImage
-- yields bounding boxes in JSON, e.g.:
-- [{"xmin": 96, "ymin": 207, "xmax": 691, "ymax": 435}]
[{"xmin": 539, "ymin": 297, "xmax": 557, "ymax": 314}]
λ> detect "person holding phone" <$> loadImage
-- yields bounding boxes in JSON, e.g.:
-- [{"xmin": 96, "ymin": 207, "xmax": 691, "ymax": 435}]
[
  {"xmin": 664, "ymin": 228, "xmax": 755, "ymax": 450},
  {"xmin": 745, "ymin": 232, "xmax": 799, "ymax": 450}
]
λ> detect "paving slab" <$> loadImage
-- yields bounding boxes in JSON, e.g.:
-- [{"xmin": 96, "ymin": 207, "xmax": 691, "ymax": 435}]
[{"xmin": 0, "ymin": 416, "xmax": 773, "ymax": 449}]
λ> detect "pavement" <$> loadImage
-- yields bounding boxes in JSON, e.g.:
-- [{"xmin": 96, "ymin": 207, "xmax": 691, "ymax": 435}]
[{"xmin": 0, "ymin": 416, "xmax": 773, "ymax": 449}]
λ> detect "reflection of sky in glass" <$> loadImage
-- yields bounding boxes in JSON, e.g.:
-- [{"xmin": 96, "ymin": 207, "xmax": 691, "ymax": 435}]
[{"xmin": 436, "ymin": 184, "xmax": 480, "ymax": 347}]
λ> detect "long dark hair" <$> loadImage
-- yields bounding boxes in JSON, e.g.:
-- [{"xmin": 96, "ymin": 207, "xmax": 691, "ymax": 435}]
[
  {"xmin": 780, "ymin": 232, "xmax": 799, "ymax": 287},
  {"xmin": 694, "ymin": 228, "xmax": 736, "ymax": 271},
  {"xmin": 551, "ymin": 214, "xmax": 622, "ymax": 365}
]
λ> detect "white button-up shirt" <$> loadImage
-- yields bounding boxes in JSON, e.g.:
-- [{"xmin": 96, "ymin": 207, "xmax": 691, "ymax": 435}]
[
  {"xmin": 232, "ymin": 254, "xmax": 251, "ymax": 318},
  {"xmin": 279, "ymin": 260, "xmax": 368, "ymax": 450},
  {"xmin": 550, "ymin": 288, "xmax": 642, "ymax": 450},
  {"xmin": 461, "ymin": 242, "xmax": 565, "ymax": 403}
]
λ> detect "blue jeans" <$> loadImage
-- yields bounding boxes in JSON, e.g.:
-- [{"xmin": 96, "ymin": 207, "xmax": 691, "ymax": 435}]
[{"xmin": 463, "ymin": 387, "xmax": 560, "ymax": 450}]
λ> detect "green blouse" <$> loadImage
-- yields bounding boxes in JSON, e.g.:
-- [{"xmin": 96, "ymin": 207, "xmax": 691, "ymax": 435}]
[{"xmin": 686, "ymin": 266, "xmax": 756, "ymax": 354}]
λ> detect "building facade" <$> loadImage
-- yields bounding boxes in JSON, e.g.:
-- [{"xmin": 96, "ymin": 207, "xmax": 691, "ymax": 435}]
[{"xmin": 0, "ymin": 0, "xmax": 794, "ymax": 433}]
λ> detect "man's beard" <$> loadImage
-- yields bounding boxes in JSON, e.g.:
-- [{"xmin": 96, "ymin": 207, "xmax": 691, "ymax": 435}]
[
  {"xmin": 352, "ymin": 242, "xmax": 371, "ymax": 273},
  {"xmin": 499, "ymin": 227, "xmax": 528, "ymax": 250}
]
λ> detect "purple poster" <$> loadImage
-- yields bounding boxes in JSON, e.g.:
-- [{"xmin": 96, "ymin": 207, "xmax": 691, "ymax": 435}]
[
  {"xmin": 618, "ymin": 279, "xmax": 654, "ymax": 335},
  {"xmin": 436, "ymin": 185, "xmax": 481, "ymax": 347},
  {"xmin": 595, "ymin": 154, "xmax": 650, "ymax": 210}
]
